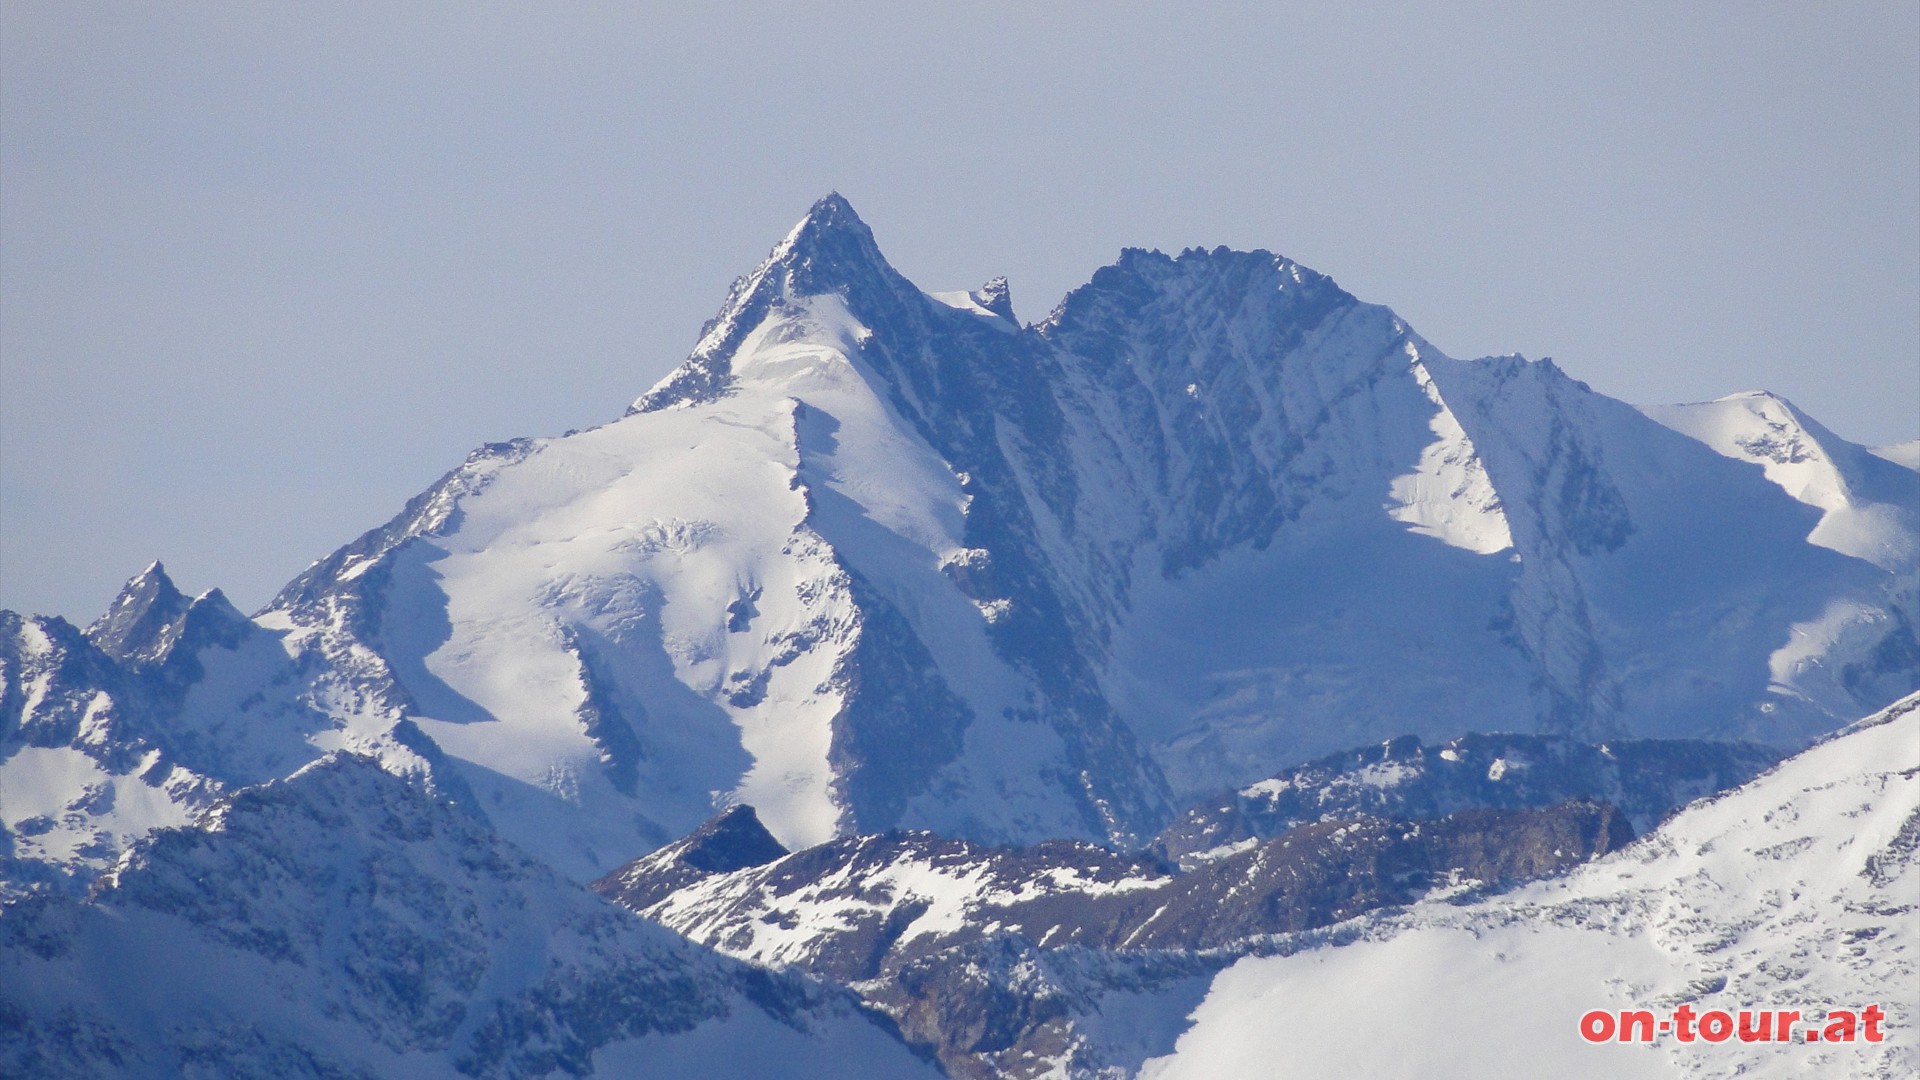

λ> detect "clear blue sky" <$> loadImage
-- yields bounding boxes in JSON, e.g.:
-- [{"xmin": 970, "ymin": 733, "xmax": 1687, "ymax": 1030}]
[{"xmin": 4, "ymin": 2, "xmax": 1916, "ymax": 623}]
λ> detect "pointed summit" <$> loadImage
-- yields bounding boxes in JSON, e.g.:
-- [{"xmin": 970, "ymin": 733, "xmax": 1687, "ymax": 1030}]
[
  {"xmin": 677, "ymin": 804, "xmax": 789, "ymax": 874},
  {"xmin": 592, "ymin": 804, "xmax": 791, "ymax": 910},
  {"xmin": 777, "ymin": 192, "xmax": 868, "ymax": 250},
  {"xmin": 631, "ymin": 194, "xmax": 912, "ymax": 414},
  {"xmin": 763, "ymin": 192, "xmax": 899, "ymax": 299},
  {"xmin": 86, "ymin": 561, "xmax": 192, "ymax": 665},
  {"xmin": 927, "ymin": 276, "xmax": 1019, "ymax": 326},
  {"xmin": 172, "ymin": 587, "xmax": 255, "ymax": 656}
]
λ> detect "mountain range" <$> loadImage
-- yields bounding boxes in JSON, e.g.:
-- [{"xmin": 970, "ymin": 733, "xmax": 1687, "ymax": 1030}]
[{"xmin": 4, "ymin": 195, "xmax": 1915, "ymax": 1078}]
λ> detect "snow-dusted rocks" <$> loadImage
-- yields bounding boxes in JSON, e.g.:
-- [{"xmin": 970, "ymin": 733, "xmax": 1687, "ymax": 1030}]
[
  {"xmin": 0, "ymin": 561, "xmax": 349, "ymax": 891},
  {"xmin": 1153, "ymin": 732, "xmax": 1780, "ymax": 867},
  {"xmin": 0, "ymin": 753, "xmax": 937, "ymax": 1080},
  {"xmin": 0, "ymin": 607, "xmax": 219, "ymax": 892},
  {"xmin": 588, "ymin": 698, "xmax": 1914, "ymax": 1078},
  {"xmin": 595, "ymin": 791, "xmax": 1637, "ymax": 1077}
]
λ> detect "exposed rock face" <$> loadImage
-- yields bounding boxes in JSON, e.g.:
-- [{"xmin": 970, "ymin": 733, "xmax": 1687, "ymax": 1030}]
[
  {"xmin": 2, "ymin": 565, "xmax": 346, "ymax": 891},
  {"xmin": 610, "ymin": 804, "xmax": 791, "ymax": 909},
  {"xmin": 83, "ymin": 562, "xmax": 196, "ymax": 667}
]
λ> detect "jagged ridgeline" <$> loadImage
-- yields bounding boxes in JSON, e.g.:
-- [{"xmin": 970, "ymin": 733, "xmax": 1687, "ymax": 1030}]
[{"xmin": 4, "ymin": 194, "xmax": 1917, "ymax": 890}]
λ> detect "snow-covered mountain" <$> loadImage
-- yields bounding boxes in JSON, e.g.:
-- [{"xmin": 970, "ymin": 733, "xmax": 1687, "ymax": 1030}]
[
  {"xmin": 1644, "ymin": 391, "xmax": 1917, "ymax": 572},
  {"xmin": 1137, "ymin": 691, "xmax": 1920, "ymax": 1080},
  {"xmin": 3, "ymin": 194, "xmax": 1914, "ymax": 1079},
  {"xmin": 5, "ymin": 193, "xmax": 1915, "ymax": 889},
  {"xmin": 0, "ymin": 566, "xmax": 338, "ymax": 891},
  {"xmin": 0, "ymin": 753, "xmax": 937, "ymax": 1080}
]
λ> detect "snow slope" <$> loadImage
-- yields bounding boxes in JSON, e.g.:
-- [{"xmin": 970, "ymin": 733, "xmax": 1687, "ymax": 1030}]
[
  {"xmin": 1871, "ymin": 440, "xmax": 1920, "ymax": 471},
  {"xmin": 1646, "ymin": 391, "xmax": 1919, "ymax": 571},
  {"xmin": 253, "ymin": 197, "xmax": 1121, "ymax": 873},
  {"xmin": 1140, "ymin": 693, "xmax": 1920, "ymax": 1080}
]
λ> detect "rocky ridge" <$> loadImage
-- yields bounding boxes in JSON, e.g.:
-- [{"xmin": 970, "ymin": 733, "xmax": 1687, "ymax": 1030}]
[{"xmin": 592, "ymin": 728, "xmax": 1769, "ymax": 1076}]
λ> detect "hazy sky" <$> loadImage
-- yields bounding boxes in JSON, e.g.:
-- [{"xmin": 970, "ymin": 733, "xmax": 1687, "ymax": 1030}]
[{"xmin": 4, "ymin": 2, "xmax": 1917, "ymax": 623}]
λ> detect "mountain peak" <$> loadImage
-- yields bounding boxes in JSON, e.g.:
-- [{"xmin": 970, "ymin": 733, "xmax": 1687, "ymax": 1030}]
[
  {"xmin": 783, "ymin": 192, "xmax": 864, "ymax": 242},
  {"xmin": 592, "ymin": 803, "xmax": 792, "ymax": 910},
  {"xmin": 1040, "ymin": 243, "xmax": 1352, "ymax": 340},
  {"xmin": 174, "ymin": 587, "xmax": 255, "ymax": 654},
  {"xmin": 1643, "ymin": 387, "xmax": 1920, "ymax": 571},
  {"xmin": 630, "ymin": 194, "xmax": 906, "ymax": 414},
  {"xmin": 765, "ymin": 192, "xmax": 896, "ymax": 294},
  {"xmin": 86, "ymin": 561, "xmax": 191, "ymax": 664},
  {"xmin": 678, "ymin": 804, "xmax": 789, "ymax": 874}
]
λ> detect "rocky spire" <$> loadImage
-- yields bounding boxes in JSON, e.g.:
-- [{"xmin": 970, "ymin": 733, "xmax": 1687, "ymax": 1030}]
[{"xmin": 85, "ymin": 561, "xmax": 191, "ymax": 666}]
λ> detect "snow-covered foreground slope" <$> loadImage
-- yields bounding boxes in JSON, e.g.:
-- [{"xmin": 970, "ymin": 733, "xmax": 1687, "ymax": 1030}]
[
  {"xmin": 1140, "ymin": 693, "xmax": 1920, "ymax": 1080},
  {"xmin": 0, "ymin": 754, "xmax": 936, "ymax": 1080},
  {"xmin": 6, "ymin": 194, "xmax": 1915, "ymax": 889}
]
